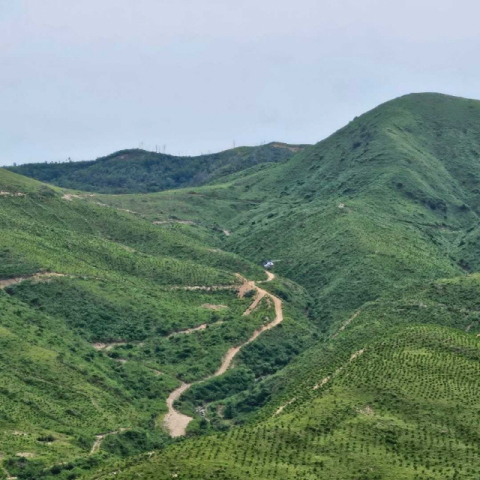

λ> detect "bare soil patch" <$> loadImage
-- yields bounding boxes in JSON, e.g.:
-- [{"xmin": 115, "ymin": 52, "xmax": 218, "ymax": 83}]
[
  {"xmin": 0, "ymin": 191, "xmax": 26, "ymax": 197},
  {"xmin": 92, "ymin": 342, "xmax": 128, "ymax": 351},
  {"xmin": 62, "ymin": 194, "xmax": 82, "ymax": 201},
  {"xmin": 358, "ymin": 405, "xmax": 375, "ymax": 416},
  {"xmin": 201, "ymin": 304, "xmax": 227, "ymax": 311},
  {"xmin": 333, "ymin": 309, "xmax": 362, "ymax": 338},
  {"xmin": 275, "ymin": 397, "xmax": 296, "ymax": 416},
  {"xmin": 90, "ymin": 428, "xmax": 129, "ymax": 454},
  {"xmin": 313, "ymin": 376, "xmax": 331, "ymax": 390},
  {"xmin": 0, "ymin": 273, "xmax": 66, "ymax": 290}
]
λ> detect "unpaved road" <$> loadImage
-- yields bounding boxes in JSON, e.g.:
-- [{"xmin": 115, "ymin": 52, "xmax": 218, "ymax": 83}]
[
  {"xmin": 153, "ymin": 220, "xmax": 195, "ymax": 226},
  {"xmin": 163, "ymin": 271, "xmax": 282, "ymax": 437},
  {"xmin": 166, "ymin": 321, "xmax": 224, "ymax": 338},
  {"xmin": 90, "ymin": 428, "xmax": 129, "ymax": 454},
  {"xmin": 265, "ymin": 271, "xmax": 275, "ymax": 282},
  {"xmin": 163, "ymin": 383, "xmax": 196, "ymax": 438},
  {"xmin": 169, "ymin": 284, "xmax": 237, "ymax": 292},
  {"xmin": 242, "ymin": 289, "xmax": 266, "ymax": 316},
  {"xmin": 0, "ymin": 273, "xmax": 66, "ymax": 289}
]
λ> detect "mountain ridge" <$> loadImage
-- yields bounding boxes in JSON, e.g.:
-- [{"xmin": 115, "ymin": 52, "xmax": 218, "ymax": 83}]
[
  {"xmin": 2, "ymin": 92, "xmax": 480, "ymax": 478},
  {"xmin": 6, "ymin": 142, "xmax": 309, "ymax": 194}
]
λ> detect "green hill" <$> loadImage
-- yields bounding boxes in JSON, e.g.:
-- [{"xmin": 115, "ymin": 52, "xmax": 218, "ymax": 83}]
[
  {"xmin": 223, "ymin": 93, "xmax": 480, "ymax": 325},
  {"xmin": 87, "ymin": 93, "xmax": 480, "ymax": 326},
  {"xmin": 6, "ymin": 142, "xmax": 308, "ymax": 194},
  {"xmin": 3, "ymin": 93, "xmax": 480, "ymax": 479},
  {"xmin": 0, "ymin": 169, "xmax": 316, "ymax": 479}
]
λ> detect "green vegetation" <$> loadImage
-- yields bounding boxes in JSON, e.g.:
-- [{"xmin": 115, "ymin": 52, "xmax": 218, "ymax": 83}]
[
  {"xmin": 7, "ymin": 143, "xmax": 307, "ymax": 194},
  {"xmin": 7, "ymin": 278, "xmax": 247, "ymax": 341},
  {"xmin": 3, "ymin": 93, "xmax": 480, "ymax": 478},
  {"xmin": 81, "ymin": 94, "xmax": 480, "ymax": 327},
  {"xmin": 0, "ymin": 287, "xmax": 176, "ymax": 476},
  {"xmin": 86, "ymin": 275, "xmax": 480, "ymax": 479},
  {"xmin": 0, "ymin": 168, "xmax": 314, "ymax": 478}
]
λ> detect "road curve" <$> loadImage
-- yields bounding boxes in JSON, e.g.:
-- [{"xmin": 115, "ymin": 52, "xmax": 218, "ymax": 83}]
[{"xmin": 163, "ymin": 271, "xmax": 282, "ymax": 437}]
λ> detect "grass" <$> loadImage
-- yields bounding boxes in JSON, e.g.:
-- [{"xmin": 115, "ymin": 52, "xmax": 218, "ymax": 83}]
[
  {"xmin": 86, "ymin": 322, "xmax": 480, "ymax": 480},
  {"xmin": 0, "ymin": 290, "xmax": 176, "ymax": 467},
  {"xmin": 3, "ymin": 93, "xmax": 480, "ymax": 478}
]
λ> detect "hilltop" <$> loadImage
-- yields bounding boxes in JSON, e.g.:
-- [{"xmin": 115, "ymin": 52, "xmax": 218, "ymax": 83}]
[
  {"xmin": 6, "ymin": 142, "xmax": 308, "ymax": 194},
  {"xmin": 2, "ymin": 93, "xmax": 480, "ymax": 479},
  {"xmin": 82, "ymin": 93, "xmax": 480, "ymax": 327}
]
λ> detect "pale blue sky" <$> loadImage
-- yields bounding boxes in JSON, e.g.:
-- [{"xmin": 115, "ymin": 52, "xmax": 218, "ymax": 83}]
[{"xmin": 1, "ymin": 0, "xmax": 480, "ymax": 165}]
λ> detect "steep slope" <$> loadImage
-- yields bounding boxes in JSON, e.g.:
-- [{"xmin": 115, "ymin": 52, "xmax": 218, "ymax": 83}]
[
  {"xmin": 0, "ymin": 169, "xmax": 316, "ymax": 478},
  {"xmin": 79, "ymin": 93, "xmax": 480, "ymax": 330},
  {"xmin": 224, "ymin": 93, "xmax": 480, "ymax": 325},
  {"xmin": 7, "ymin": 142, "xmax": 308, "ymax": 194}
]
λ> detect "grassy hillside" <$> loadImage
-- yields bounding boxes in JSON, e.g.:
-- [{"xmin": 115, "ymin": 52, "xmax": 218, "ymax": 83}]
[
  {"xmin": 3, "ymin": 92, "xmax": 480, "ymax": 479},
  {"xmin": 0, "ymin": 169, "xmax": 316, "ymax": 479},
  {"xmin": 86, "ymin": 273, "xmax": 480, "ymax": 479},
  {"xmin": 84, "ymin": 94, "xmax": 480, "ymax": 328},
  {"xmin": 224, "ymin": 93, "xmax": 480, "ymax": 325},
  {"xmin": 7, "ymin": 142, "xmax": 308, "ymax": 194}
]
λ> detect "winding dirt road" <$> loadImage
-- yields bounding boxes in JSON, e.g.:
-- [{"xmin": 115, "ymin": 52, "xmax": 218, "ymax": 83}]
[
  {"xmin": 166, "ymin": 321, "xmax": 224, "ymax": 338},
  {"xmin": 163, "ymin": 271, "xmax": 281, "ymax": 437}
]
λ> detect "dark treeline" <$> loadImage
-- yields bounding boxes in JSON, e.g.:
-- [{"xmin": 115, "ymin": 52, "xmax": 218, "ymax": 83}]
[{"xmin": 8, "ymin": 143, "xmax": 307, "ymax": 194}]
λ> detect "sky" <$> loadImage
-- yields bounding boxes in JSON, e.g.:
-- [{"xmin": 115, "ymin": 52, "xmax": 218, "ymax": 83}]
[{"xmin": 1, "ymin": 0, "xmax": 480, "ymax": 166}]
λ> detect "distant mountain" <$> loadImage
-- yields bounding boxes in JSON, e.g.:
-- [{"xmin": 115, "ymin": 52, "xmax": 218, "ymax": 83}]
[{"xmin": 7, "ymin": 142, "xmax": 308, "ymax": 194}]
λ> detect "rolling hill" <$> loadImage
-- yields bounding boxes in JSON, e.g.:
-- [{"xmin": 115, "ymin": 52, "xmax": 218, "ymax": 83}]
[
  {"xmin": 2, "ymin": 92, "xmax": 480, "ymax": 479},
  {"xmin": 6, "ymin": 142, "xmax": 308, "ymax": 194},
  {"xmin": 77, "ymin": 93, "xmax": 480, "ymax": 327},
  {"xmin": 0, "ymin": 169, "xmax": 315, "ymax": 479}
]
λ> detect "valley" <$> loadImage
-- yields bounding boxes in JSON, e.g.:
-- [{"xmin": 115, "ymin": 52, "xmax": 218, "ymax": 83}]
[{"xmin": 1, "ymin": 93, "xmax": 480, "ymax": 479}]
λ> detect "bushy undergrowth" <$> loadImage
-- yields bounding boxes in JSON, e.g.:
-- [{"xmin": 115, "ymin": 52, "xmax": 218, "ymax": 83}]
[{"xmin": 90, "ymin": 321, "xmax": 480, "ymax": 479}]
